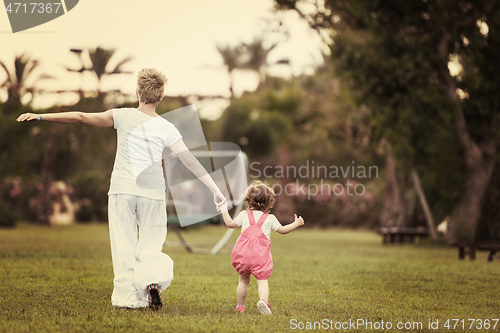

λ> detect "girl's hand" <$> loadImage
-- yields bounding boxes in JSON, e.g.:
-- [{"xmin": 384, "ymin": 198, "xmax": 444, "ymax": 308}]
[
  {"xmin": 17, "ymin": 113, "xmax": 41, "ymax": 122},
  {"xmin": 217, "ymin": 201, "xmax": 228, "ymax": 213},
  {"xmin": 213, "ymin": 191, "xmax": 227, "ymax": 210},
  {"xmin": 294, "ymin": 214, "xmax": 305, "ymax": 226}
]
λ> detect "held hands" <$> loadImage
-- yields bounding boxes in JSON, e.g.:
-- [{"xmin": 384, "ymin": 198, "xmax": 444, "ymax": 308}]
[
  {"xmin": 16, "ymin": 113, "xmax": 41, "ymax": 122},
  {"xmin": 213, "ymin": 191, "xmax": 227, "ymax": 211},
  {"xmin": 294, "ymin": 214, "xmax": 305, "ymax": 227},
  {"xmin": 216, "ymin": 201, "xmax": 228, "ymax": 213}
]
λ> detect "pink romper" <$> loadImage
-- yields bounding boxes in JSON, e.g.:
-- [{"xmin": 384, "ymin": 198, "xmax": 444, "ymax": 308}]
[{"xmin": 231, "ymin": 211, "xmax": 273, "ymax": 280}]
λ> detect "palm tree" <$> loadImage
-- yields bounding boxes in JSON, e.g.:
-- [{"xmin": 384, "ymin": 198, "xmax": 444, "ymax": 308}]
[
  {"xmin": 242, "ymin": 37, "xmax": 278, "ymax": 84},
  {"xmin": 0, "ymin": 54, "xmax": 51, "ymax": 114},
  {"xmin": 88, "ymin": 47, "xmax": 132, "ymax": 94},
  {"xmin": 66, "ymin": 47, "xmax": 132, "ymax": 97},
  {"xmin": 66, "ymin": 49, "xmax": 86, "ymax": 98},
  {"xmin": 216, "ymin": 43, "xmax": 244, "ymax": 99}
]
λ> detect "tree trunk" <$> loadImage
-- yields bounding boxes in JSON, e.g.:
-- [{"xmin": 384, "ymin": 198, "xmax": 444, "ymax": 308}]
[
  {"xmin": 3, "ymin": 87, "xmax": 22, "ymax": 115},
  {"xmin": 37, "ymin": 127, "xmax": 56, "ymax": 225},
  {"xmin": 273, "ymin": 140, "xmax": 295, "ymax": 223},
  {"xmin": 411, "ymin": 168, "xmax": 438, "ymax": 241},
  {"xmin": 439, "ymin": 33, "xmax": 497, "ymax": 242},
  {"xmin": 380, "ymin": 144, "xmax": 406, "ymax": 227},
  {"xmin": 229, "ymin": 72, "xmax": 234, "ymax": 99},
  {"xmin": 443, "ymin": 74, "xmax": 496, "ymax": 241},
  {"xmin": 447, "ymin": 140, "xmax": 495, "ymax": 242}
]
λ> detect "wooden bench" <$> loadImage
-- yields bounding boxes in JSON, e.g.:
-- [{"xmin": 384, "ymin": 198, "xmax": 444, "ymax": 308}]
[
  {"xmin": 450, "ymin": 241, "xmax": 500, "ymax": 261},
  {"xmin": 380, "ymin": 226, "xmax": 429, "ymax": 244}
]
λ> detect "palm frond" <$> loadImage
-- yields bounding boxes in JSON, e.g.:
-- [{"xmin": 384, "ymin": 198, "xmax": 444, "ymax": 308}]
[
  {"xmin": 66, "ymin": 67, "xmax": 86, "ymax": 73},
  {"xmin": 14, "ymin": 54, "xmax": 28, "ymax": 86},
  {"xmin": 216, "ymin": 44, "xmax": 244, "ymax": 73},
  {"xmin": 23, "ymin": 59, "xmax": 39, "ymax": 82},
  {"xmin": 109, "ymin": 57, "xmax": 132, "ymax": 74},
  {"xmin": 32, "ymin": 74, "xmax": 55, "ymax": 86},
  {"xmin": 89, "ymin": 47, "xmax": 116, "ymax": 80},
  {"xmin": 241, "ymin": 38, "xmax": 279, "ymax": 71},
  {"xmin": 0, "ymin": 60, "xmax": 13, "ymax": 86}
]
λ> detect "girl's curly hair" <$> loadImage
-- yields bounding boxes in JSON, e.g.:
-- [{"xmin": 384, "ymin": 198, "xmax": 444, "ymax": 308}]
[{"xmin": 244, "ymin": 181, "xmax": 275, "ymax": 213}]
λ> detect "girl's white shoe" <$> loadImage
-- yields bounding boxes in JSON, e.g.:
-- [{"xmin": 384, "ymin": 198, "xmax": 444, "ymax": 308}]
[{"xmin": 257, "ymin": 299, "xmax": 272, "ymax": 315}]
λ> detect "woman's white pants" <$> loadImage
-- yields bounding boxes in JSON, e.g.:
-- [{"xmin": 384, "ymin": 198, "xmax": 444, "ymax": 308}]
[{"xmin": 108, "ymin": 194, "xmax": 174, "ymax": 308}]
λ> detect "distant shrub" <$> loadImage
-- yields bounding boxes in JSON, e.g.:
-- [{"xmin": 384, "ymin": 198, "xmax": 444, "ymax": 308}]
[
  {"xmin": 71, "ymin": 170, "xmax": 108, "ymax": 222},
  {"xmin": 285, "ymin": 180, "xmax": 382, "ymax": 228},
  {"xmin": 0, "ymin": 202, "xmax": 17, "ymax": 228},
  {"xmin": 0, "ymin": 177, "xmax": 39, "ymax": 223}
]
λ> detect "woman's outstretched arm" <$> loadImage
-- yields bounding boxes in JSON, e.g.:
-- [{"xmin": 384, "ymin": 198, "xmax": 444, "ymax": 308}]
[
  {"xmin": 17, "ymin": 111, "xmax": 114, "ymax": 128},
  {"xmin": 169, "ymin": 139, "xmax": 226, "ymax": 208}
]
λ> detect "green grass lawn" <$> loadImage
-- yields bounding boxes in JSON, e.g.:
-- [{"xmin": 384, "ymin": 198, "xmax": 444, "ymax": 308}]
[{"xmin": 1, "ymin": 223, "xmax": 499, "ymax": 332}]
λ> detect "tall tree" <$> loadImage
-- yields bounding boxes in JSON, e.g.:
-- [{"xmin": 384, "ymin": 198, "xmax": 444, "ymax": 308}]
[
  {"xmin": 216, "ymin": 44, "xmax": 244, "ymax": 99},
  {"xmin": 276, "ymin": 0, "xmax": 500, "ymax": 241},
  {"xmin": 242, "ymin": 37, "xmax": 278, "ymax": 84},
  {"xmin": 67, "ymin": 49, "xmax": 86, "ymax": 98},
  {"xmin": 66, "ymin": 47, "xmax": 131, "ymax": 103},
  {"xmin": 0, "ymin": 54, "xmax": 51, "ymax": 114},
  {"xmin": 88, "ymin": 47, "xmax": 131, "ymax": 93}
]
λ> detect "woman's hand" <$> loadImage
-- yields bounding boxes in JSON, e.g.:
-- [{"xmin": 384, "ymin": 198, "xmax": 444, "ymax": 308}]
[
  {"xmin": 17, "ymin": 113, "xmax": 41, "ymax": 122},
  {"xmin": 214, "ymin": 191, "xmax": 227, "ymax": 210},
  {"xmin": 216, "ymin": 201, "xmax": 228, "ymax": 213}
]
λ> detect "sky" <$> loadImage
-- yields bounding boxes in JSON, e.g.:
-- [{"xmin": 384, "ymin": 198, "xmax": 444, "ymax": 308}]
[{"xmin": 0, "ymin": 0, "xmax": 326, "ymax": 119}]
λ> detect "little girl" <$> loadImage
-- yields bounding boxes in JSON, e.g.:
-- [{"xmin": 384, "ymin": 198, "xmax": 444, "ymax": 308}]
[{"xmin": 219, "ymin": 181, "xmax": 304, "ymax": 315}]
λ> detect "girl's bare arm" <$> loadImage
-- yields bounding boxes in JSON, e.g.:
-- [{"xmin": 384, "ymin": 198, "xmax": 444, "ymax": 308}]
[
  {"xmin": 218, "ymin": 203, "xmax": 239, "ymax": 228},
  {"xmin": 276, "ymin": 214, "xmax": 305, "ymax": 234}
]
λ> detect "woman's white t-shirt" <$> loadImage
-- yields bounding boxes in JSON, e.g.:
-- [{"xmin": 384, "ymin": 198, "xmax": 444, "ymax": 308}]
[
  {"xmin": 108, "ymin": 108, "xmax": 182, "ymax": 200},
  {"xmin": 234, "ymin": 210, "xmax": 282, "ymax": 240}
]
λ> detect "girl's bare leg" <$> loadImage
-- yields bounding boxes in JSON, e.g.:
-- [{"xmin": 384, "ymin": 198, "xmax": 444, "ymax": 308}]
[
  {"xmin": 237, "ymin": 274, "xmax": 250, "ymax": 306},
  {"xmin": 256, "ymin": 279, "xmax": 269, "ymax": 303}
]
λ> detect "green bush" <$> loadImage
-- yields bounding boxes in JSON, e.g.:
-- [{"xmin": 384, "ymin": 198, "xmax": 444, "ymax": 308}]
[
  {"xmin": 0, "ymin": 202, "xmax": 17, "ymax": 228},
  {"xmin": 71, "ymin": 170, "xmax": 108, "ymax": 222}
]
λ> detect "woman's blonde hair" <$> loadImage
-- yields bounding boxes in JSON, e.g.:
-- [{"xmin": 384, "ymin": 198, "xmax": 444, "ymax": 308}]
[
  {"xmin": 136, "ymin": 68, "xmax": 167, "ymax": 104},
  {"xmin": 244, "ymin": 180, "xmax": 276, "ymax": 213}
]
